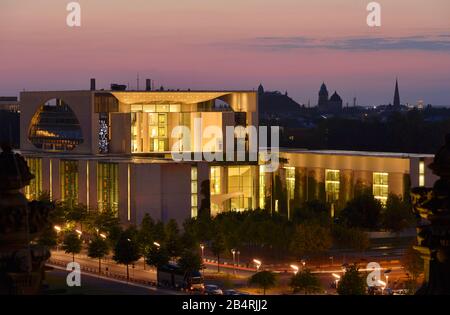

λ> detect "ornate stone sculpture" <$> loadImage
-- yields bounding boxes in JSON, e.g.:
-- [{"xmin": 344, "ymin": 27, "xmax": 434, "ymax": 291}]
[
  {"xmin": 0, "ymin": 143, "xmax": 52, "ymax": 294},
  {"xmin": 411, "ymin": 135, "xmax": 450, "ymax": 294}
]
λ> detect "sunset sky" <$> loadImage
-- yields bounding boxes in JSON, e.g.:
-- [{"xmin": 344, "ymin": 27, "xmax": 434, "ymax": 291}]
[{"xmin": 1, "ymin": 0, "xmax": 450, "ymax": 105}]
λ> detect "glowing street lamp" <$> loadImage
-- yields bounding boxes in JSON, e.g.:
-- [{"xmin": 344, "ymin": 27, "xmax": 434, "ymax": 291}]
[
  {"xmin": 200, "ymin": 244, "xmax": 205, "ymax": 260},
  {"xmin": 75, "ymin": 229, "xmax": 82, "ymax": 238},
  {"xmin": 290, "ymin": 264, "xmax": 299, "ymax": 275},
  {"xmin": 231, "ymin": 249, "xmax": 237, "ymax": 275},
  {"xmin": 99, "ymin": 233, "xmax": 107, "ymax": 239},
  {"xmin": 332, "ymin": 273, "xmax": 341, "ymax": 289},
  {"xmin": 54, "ymin": 226, "xmax": 61, "ymax": 251},
  {"xmin": 253, "ymin": 259, "xmax": 262, "ymax": 271},
  {"xmin": 153, "ymin": 241, "xmax": 160, "ymax": 248}
]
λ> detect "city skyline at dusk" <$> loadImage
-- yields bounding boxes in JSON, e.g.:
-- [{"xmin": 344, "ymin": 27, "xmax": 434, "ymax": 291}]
[{"xmin": 1, "ymin": 0, "xmax": 450, "ymax": 106}]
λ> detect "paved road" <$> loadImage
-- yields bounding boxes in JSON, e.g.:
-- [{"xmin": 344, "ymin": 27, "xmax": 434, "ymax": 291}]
[{"xmin": 45, "ymin": 267, "xmax": 175, "ymax": 295}]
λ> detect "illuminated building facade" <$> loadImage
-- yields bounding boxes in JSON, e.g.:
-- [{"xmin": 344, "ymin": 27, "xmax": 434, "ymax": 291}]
[{"xmin": 19, "ymin": 82, "xmax": 438, "ymax": 225}]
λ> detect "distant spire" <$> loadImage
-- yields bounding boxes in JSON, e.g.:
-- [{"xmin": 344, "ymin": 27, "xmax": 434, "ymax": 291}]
[
  {"xmin": 258, "ymin": 83, "xmax": 264, "ymax": 95},
  {"xmin": 394, "ymin": 78, "xmax": 400, "ymax": 107}
]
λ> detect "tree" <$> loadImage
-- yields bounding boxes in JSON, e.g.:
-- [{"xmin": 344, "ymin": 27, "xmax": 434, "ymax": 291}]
[
  {"xmin": 177, "ymin": 250, "xmax": 202, "ymax": 274},
  {"xmin": 382, "ymin": 194, "xmax": 415, "ymax": 232},
  {"xmin": 62, "ymin": 231, "xmax": 82, "ymax": 262},
  {"xmin": 113, "ymin": 227, "xmax": 141, "ymax": 281},
  {"xmin": 402, "ymin": 245, "xmax": 423, "ymax": 281},
  {"xmin": 64, "ymin": 202, "xmax": 88, "ymax": 232},
  {"xmin": 338, "ymin": 188, "xmax": 382, "ymax": 230},
  {"xmin": 88, "ymin": 236, "xmax": 109, "ymax": 273},
  {"xmin": 290, "ymin": 222, "xmax": 332, "ymax": 258},
  {"xmin": 211, "ymin": 231, "xmax": 226, "ymax": 273},
  {"xmin": 289, "ymin": 269, "xmax": 322, "ymax": 294},
  {"xmin": 337, "ymin": 264, "xmax": 367, "ymax": 295},
  {"xmin": 37, "ymin": 225, "xmax": 58, "ymax": 247},
  {"xmin": 153, "ymin": 221, "xmax": 166, "ymax": 244},
  {"xmin": 248, "ymin": 271, "xmax": 277, "ymax": 295},
  {"xmin": 146, "ymin": 245, "xmax": 170, "ymax": 285},
  {"xmin": 332, "ymin": 224, "xmax": 370, "ymax": 251},
  {"xmin": 165, "ymin": 219, "xmax": 181, "ymax": 258},
  {"xmin": 137, "ymin": 214, "xmax": 155, "ymax": 269},
  {"xmin": 86, "ymin": 208, "xmax": 121, "ymax": 240}
]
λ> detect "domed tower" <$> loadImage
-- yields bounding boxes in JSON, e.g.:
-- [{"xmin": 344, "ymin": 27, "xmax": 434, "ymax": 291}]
[
  {"xmin": 318, "ymin": 82, "xmax": 329, "ymax": 109},
  {"xmin": 328, "ymin": 91, "xmax": 343, "ymax": 111}
]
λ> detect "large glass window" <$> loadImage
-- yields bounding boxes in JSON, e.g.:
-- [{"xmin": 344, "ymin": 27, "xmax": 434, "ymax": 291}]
[
  {"xmin": 373, "ymin": 172, "xmax": 389, "ymax": 204},
  {"xmin": 60, "ymin": 160, "xmax": 79, "ymax": 206},
  {"xmin": 285, "ymin": 167, "xmax": 295, "ymax": 219},
  {"xmin": 97, "ymin": 162, "xmax": 119, "ymax": 214},
  {"xmin": 259, "ymin": 165, "xmax": 266, "ymax": 210},
  {"xmin": 210, "ymin": 166, "xmax": 221, "ymax": 195},
  {"xmin": 28, "ymin": 98, "xmax": 83, "ymax": 151},
  {"xmin": 191, "ymin": 166, "xmax": 198, "ymax": 218},
  {"xmin": 227, "ymin": 166, "xmax": 254, "ymax": 211},
  {"xmin": 325, "ymin": 169, "xmax": 340, "ymax": 202},
  {"xmin": 25, "ymin": 158, "xmax": 42, "ymax": 200},
  {"xmin": 419, "ymin": 160, "xmax": 425, "ymax": 186}
]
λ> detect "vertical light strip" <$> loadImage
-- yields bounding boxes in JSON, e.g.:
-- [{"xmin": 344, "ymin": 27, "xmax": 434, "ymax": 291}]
[
  {"xmin": 127, "ymin": 164, "xmax": 131, "ymax": 221},
  {"xmin": 419, "ymin": 160, "xmax": 425, "ymax": 186},
  {"xmin": 86, "ymin": 162, "xmax": 90, "ymax": 210},
  {"xmin": 49, "ymin": 159, "xmax": 53, "ymax": 200}
]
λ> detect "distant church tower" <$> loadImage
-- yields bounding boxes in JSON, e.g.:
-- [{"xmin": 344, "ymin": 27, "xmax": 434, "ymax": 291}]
[
  {"xmin": 318, "ymin": 82, "xmax": 329, "ymax": 108},
  {"xmin": 393, "ymin": 78, "xmax": 400, "ymax": 107},
  {"xmin": 258, "ymin": 83, "xmax": 265, "ymax": 95}
]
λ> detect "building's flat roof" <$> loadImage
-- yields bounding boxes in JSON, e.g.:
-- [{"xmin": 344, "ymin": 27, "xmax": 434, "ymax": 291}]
[
  {"xmin": 279, "ymin": 148, "xmax": 434, "ymax": 159},
  {"xmin": 21, "ymin": 89, "xmax": 256, "ymax": 94}
]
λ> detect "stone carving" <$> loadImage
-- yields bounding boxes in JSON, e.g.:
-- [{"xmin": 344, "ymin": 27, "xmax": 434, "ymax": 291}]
[
  {"xmin": 411, "ymin": 135, "xmax": 450, "ymax": 294},
  {"xmin": 0, "ymin": 143, "xmax": 52, "ymax": 294}
]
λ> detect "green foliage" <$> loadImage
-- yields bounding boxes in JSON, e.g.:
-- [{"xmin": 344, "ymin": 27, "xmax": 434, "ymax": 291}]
[
  {"xmin": 146, "ymin": 245, "xmax": 170, "ymax": 269},
  {"xmin": 112, "ymin": 227, "xmax": 141, "ymax": 266},
  {"xmin": 165, "ymin": 219, "xmax": 181, "ymax": 258},
  {"xmin": 153, "ymin": 221, "xmax": 166, "ymax": 243},
  {"xmin": 338, "ymin": 188, "xmax": 382, "ymax": 230},
  {"xmin": 37, "ymin": 225, "xmax": 58, "ymax": 247},
  {"xmin": 290, "ymin": 222, "xmax": 332, "ymax": 258},
  {"xmin": 88, "ymin": 236, "xmax": 109, "ymax": 260},
  {"xmin": 211, "ymin": 229, "xmax": 226, "ymax": 272},
  {"xmin": 289, "ymin": 269, "xmax": 322, "ymax": 294},
  {"xmin": 332, "ymin": 225, "xmax": 370, "ymax": 251},
  {"xmin": 337, "ymin": 264, "xmax": 367, "ymax": 295},
  {"xmin": 137, "ymin": 214, "xmax": 155, "ymax": 256},
  {"xmin": 402, "ymin": 245, "xmax": 423, "ymax": 281},
  {"xmin": 292, "ymin": 200, "xmax": 329, "ymax": 225},
  {"xmin": 177, "ymin": 250, "xmax": 202, "ymax": 273},
  {"xmin": 382, "ymin": 194, "xmax": 415, "ymax": 232},
  {"xmin": 62, "ymin": 231, "xmax": 82, "ymax": 261},
  {"xmin": 248, "ymin": 271, "xmax": 277, "ymax": 295}
]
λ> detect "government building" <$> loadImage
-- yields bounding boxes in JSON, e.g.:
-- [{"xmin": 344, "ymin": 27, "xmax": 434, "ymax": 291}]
[{"xmin": 18, "ymin": 80, "xmax": 438, "ymax": 225}]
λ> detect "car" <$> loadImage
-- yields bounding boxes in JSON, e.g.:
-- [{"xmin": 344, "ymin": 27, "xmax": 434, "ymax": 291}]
[
  {"xmin": 204, "ymin": 284, "xmax": 223, "ymax": 295},
  {"xmin": 223, "ymin": 289, "xmax": 250, "ymax": 295}
]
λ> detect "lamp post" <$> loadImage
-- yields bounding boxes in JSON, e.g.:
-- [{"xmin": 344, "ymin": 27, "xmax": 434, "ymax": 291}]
[
  {"xmin": 290, "ymin": 264, "xmax": 299, "ymax": 275},
  {"xmin": 231, "ymin": 249, "xmax": 236, "ymax": 275},
  {"xmin": 54, "ymin": 225, "xmax": 61, "ymax": 252},
  {"xmin": 332, "ymin": 273, "xmax": 341, "ymax": 291},
  {"xmin": 301, "ymin": 259, "xmax": 306, "ymax": 270},
  {"xmin": 200, "ymin": 244, "xmax": 205, "ymax": 276},
  {"xmin": 329, "ymin": 256, "xmax": 334, "ymax": 266},
  {"xmin": 200, "ymin": 244, "xmax": 205, "ymax": 261},
  {"xmin": 237, "ymin": 250, "xmax": 240, "ymax": 268},
  {"xmin": 253, "ymin": 259, "xmax": 262, "ymax": 271},
  {"xmin": 153, "ymin": 241, "xmax": 160, "ymax": 248}
]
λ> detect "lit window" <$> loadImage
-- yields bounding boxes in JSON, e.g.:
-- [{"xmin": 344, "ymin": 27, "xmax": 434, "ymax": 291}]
[
  {"xmin": 325, "ymin": 169, "xmax": 340, "ymax": 202},
  {"xmin": 373, "ymin": 172, "xmax": 388, "ymax": 205},
  {"xmin": 210, "ymin": 166, "xmax": 221, "ymax": 195},
  {"xmin": 419, "ymin": 161, "xmax": 425, "ymax": 186},
  {"xmin": 259, "ymin": 165, "xmax": 266, "ymax": 210},
  {"xmin": 191, "ymin": 166, "xmax": 198, "ymax": 218},
  {"xmin": 285, "ymin": 167, "xmax": 295, "ymax": 220}
]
